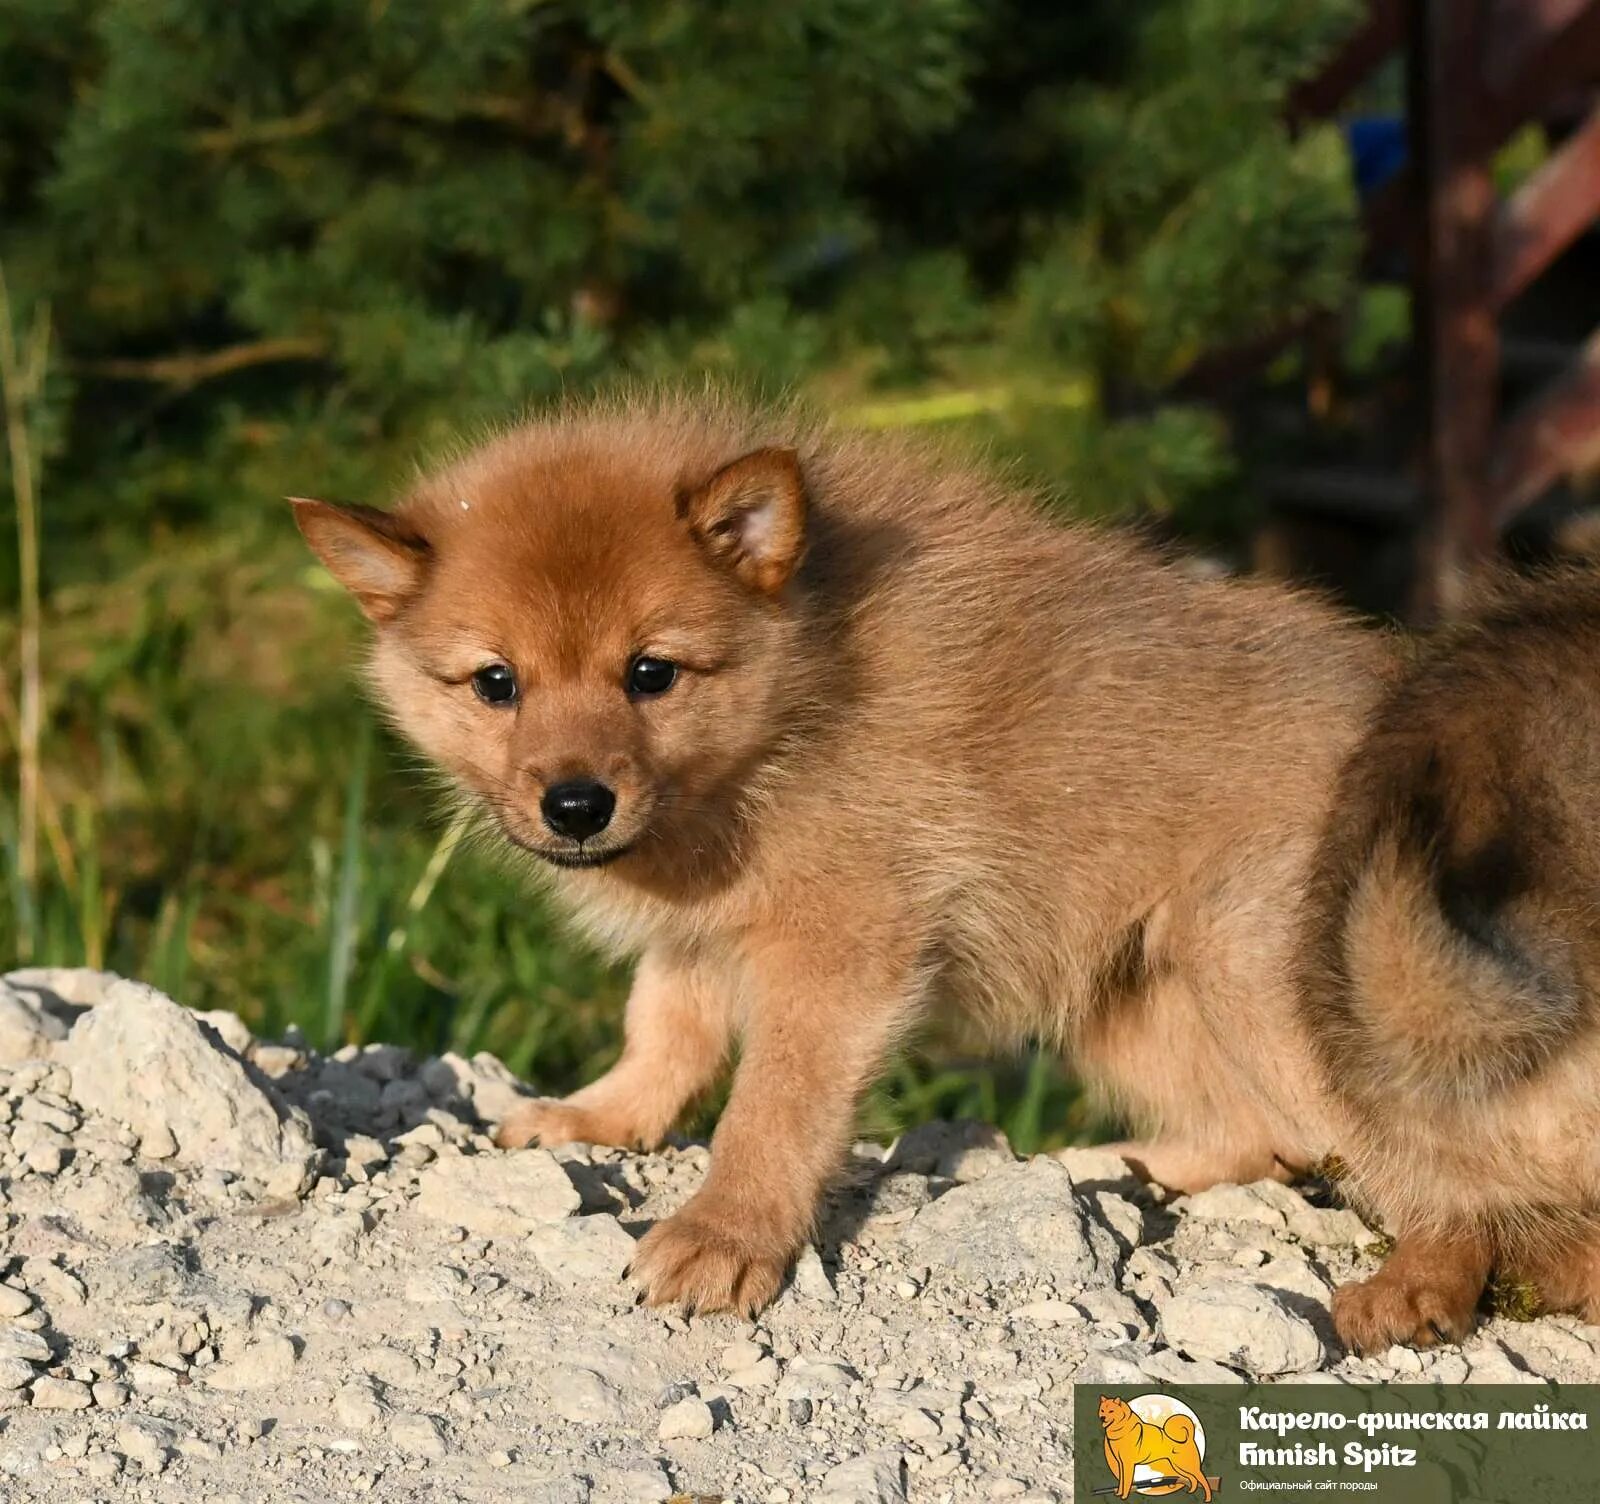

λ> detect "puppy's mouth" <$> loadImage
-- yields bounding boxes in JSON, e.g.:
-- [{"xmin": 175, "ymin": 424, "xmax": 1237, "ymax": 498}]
[
  {"xmin": 504, "ymin": 831, "xmax": 635, "ymax": 870},
  {"xmin": 536, "ymin": 844, "xmax": 634, "ymax": 870}
]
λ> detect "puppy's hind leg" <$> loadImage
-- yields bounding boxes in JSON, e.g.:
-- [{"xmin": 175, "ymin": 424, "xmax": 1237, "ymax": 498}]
[
  {"xmin": 1331, "ymin": 1226, "xmax": 1491, "ymax": 1353},
  {"xmin": 495, "ymin": 948, "xmax": 732, "ymax": 1151},
  {"xmin": 1081, "ymin": 956, "xmax": 1306, "ymax": 1195},
  {"xmin": 1101, "ymin": 1137, "xmax": 1291, "ymax": 1195}
]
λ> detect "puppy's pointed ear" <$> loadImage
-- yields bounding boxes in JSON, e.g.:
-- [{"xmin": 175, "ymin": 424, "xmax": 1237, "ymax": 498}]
[
  {"xmin": 289, "ymin": 498, "xmax": 428, "ymax": 623},
  {"xmin": 677, "ymin": 448, "xmax": 808, "ymax": 596}
]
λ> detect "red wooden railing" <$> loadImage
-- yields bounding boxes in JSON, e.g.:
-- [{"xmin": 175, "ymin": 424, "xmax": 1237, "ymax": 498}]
[{"xmin": 1254, "ymin": 1, "xmax": 1600, "ymax": 617}]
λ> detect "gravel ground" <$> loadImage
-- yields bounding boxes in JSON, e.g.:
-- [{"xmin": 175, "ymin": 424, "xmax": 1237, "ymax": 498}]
[{"xmin": 0, "ymin": 968, "xmax": 1594, "ymax": 1503}]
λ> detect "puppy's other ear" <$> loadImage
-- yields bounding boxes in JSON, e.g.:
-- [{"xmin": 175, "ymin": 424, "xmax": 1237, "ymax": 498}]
[
  {"xmin": 289, "ymin": 498, "xmax": 428, "ymax": 623},
  {"xmin": 677, "ymin": 448, "xmax": 808, "ymax": 596}
]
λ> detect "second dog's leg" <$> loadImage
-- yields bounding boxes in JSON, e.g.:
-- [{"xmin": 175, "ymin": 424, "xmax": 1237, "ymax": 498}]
[
  {"xmin": 628, "ymin": 924, "xmax": 921, "ymax": 1315},
  {"xmin": 495, "ymin": 948, "xmax": 733, "ymax": 1150},
  {"xmin": 1500, "ymin": 1222, "xmax": 1600, "ymax": 1322},
  {"xmin": 1331, "ymin": 1228, "xmax": 1491, "ymax": 1352}
]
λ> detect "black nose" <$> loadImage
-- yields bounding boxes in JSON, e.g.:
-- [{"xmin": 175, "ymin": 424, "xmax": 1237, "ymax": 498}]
[{"xmin": 540, "ymin": 779, "xmax": 616, "ymax": 842}]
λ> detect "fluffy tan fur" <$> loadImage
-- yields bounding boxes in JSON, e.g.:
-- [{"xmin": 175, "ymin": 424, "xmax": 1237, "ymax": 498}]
[
  {"xmin": 295, "ymin": 392, "xmax": 1389, "ymax": 1315},
  {"xmin": 1301, "ymin": 568, "xmax": 1600, "ymax": 1351}
]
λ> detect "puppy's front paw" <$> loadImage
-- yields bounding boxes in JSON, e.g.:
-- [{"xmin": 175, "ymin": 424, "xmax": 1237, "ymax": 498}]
[
  {"xmin": 628, "ymin": 1202, "xmax": 794, "ymax": 1316},
  {"xmin": 1332, "ymin": 1268, "xmax": 1480, "ymax": 1354},
  {"xmin": 494, "ymin": 1097, "xmax": 623, "ymax": 1150}
]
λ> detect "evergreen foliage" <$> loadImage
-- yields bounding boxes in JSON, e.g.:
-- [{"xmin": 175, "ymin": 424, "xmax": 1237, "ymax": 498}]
[{"xmin": 3, "ymin": 0, "xmax": 1360, "ymax": 558}]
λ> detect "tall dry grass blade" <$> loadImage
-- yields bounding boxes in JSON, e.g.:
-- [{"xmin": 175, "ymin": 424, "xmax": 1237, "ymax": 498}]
[
  {"xmin": 0, "ymin": 265, "xmax": 51, "ymax": 960},
  {"xmin": 384, "ymin": 812, "xmax": 468, "ymax": 959}
]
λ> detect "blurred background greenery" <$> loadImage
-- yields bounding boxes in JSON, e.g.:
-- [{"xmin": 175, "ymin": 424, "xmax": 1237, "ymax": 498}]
[{"xmin": 0, "ymin": 0, "xmax": 1402, "ymax": 1148}]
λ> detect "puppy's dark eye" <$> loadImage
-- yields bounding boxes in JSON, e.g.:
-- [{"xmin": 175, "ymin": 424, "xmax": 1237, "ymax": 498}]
[
  {"xmin": 626, "ymin": 655, "xmax": 677, "ymax": 697},
  {"xmin": 471, "ymin": 663, "xmax": 518, "ymax": 706}
]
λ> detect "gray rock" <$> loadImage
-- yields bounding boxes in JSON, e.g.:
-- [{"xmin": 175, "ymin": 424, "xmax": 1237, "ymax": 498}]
[
  {"xmin": 791, "ymin": 1246, "xmax": 836, "ymax": 1302},
  {"xmin": 0, "ymin": 1359, "xmax": 33, "ymax": 1390},
  {"xmin": 0, "ymin": 1327, "xmax": 52, "ymax": 1364},
  {"xmin": 594, "ymin": 1463, "xmax": 673, "ymax": 1503},
  {"xmin": 411, "ymin": 1148, "xmax": 580, "ymax": 1235},
  {"xmin": 1090, "ymin": 1190, "xmax": 1144, "ymax": 1252},
  {"xmin": 0, "ymin": 968, "xmax": 107, "ymax": 1061},
  {"xmin": 419, "ymin": 1050, "xmax": 530, "ymax": 1125},
  {"xmin": 391, "ymin": 1411, "xmax": 449, "ymax": 1459},
  {"xmin": 1285, "ymin": 1203, "xmax": 1375, "ymax": 1248},
  {"xmin": 0, "ymin": 987, "xmax": 68, "ymax": 1064},
  {"xmin": 720, "ymin": 1339, "xmax": 764, "ymax": 1373},
  {"xmin": 817, "ymin": 1451, "xmax": 907, "ymax": 1504},
  {"xmin": 126, "ymin": 1362, "xmax": 181, "ymax": 1393},
  {"xmin": 22, "ymin": 1141, "xmax": 63, "ymax": 1176},
  {"xmin": 657, "ymin": 1396, "xmax": 715, "ymax": 1440},
  {"xmin": 1140, "ymin": 1348, "xmax": 1247, "ymax": 1386},
  {"xmin": 353, "ymin": 1043, "xmax": 414, "ymax": 1083},
  {"xmin": 1071, "ymin": 1286, "xmax": 1149, "ymax": 1335},
  {"xmin": 30, "ymin": 1377, "xmax": 92, "ymax": 1410},
  {"xmin": 1251, "ymin": 1255, "xmax": 1333, "ymax": 1307},
  {"xmin": 866, "ymin": 1384, "xmax": 963, "ymax": 1428},
  {"xmin": 1176, "ymin": 1182, "xmax": 1293, "ymax": 1229},
  {"xmin": 333, "ymin": 1379, "xmax": 388, "ymax": 1431},
  {"xmin": 776, "ymin": 1356, "xmax": 857, "ymax": 1401},
  {"xmin": 1160, "ymin": 1281, "xmax": 1323, "ymax": 1376},
  {"xmin": 1458, "ymin": 1338, "xmax": 1539, "ymax": 1383},
  {"xmin": 890, "ymin": 1119, "xmax": 1013, "ymax": 1182},
  {"xmin": 3, "ymin": 966, "xmax": 116, "ymax": 1009},
  {"xmin": 901, "ymin": 1156, "xmax": 1118, "ymax": 1288},
  {"xmin": 1052, "ymin": 1145, "xmax": 1140, "ymax": 1186},
  {"xmin": 524, "ymin": 1214, "xmax": 636, "ymax": 1286},
  {"xmin": 206, "ymin": 1335, "xmax": 298, "ymax": 1391},
  {"xmin": 192, "ymin": 1009, "xmax": 253, "ymax": 1056},
  {"xmin": 115, "ymin": 1417, "xmax": 176, "ymax": 1471},
  {"xmin": 546, "ymin": 1366, "xmax": 625, "ymax": 1425},
  {"xmin": 98, "ymin": 1241, "xmax": 194, "ymax": 1305},
  {"xmin": 15, "ymin": 1096, "xmax": 77, "ymax": 1134},
  {"xmin": 61, "ymin": 981, "xmax": 315, "ymax": 1181},
  {"xmin": 1074, "ymin": 1342, "xmax": 1158, "ymax": 1387},
  {"xmin": 19, "ymin": 1259, "xmax": 82, "ymax": 1311},
  {"xmin": 1008, "ymin": 1298, "xmax": 1080, "ymax": 1327}
]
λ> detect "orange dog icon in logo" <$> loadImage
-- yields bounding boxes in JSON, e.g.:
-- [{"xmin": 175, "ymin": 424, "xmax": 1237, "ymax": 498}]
[{"xmin": 1097, "ymin": 1394, "xmax": 1215, "ymax": 1499}]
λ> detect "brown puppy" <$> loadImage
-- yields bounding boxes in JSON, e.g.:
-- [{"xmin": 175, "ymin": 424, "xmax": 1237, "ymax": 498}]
[
  {"xmin": 294, "ymin": 392, "xmax": 1387, "ymax": 1314},
  {"xmin": 1301, "ymin": 568, "xmax": 1600, "ymax": 1352}
]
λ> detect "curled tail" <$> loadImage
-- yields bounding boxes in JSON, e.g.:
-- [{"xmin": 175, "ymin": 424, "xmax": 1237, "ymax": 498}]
[
  {"xmin": 1163, "ymin": 1415, "xmax": 1196, "ymax": 1447},
  {"xmin": 1302, "ymin": 642, "xmax": 1600, "ymax": 1107},
  {"xmin": 1326, "ymin": 813, "xmax": 1582, "ymax": 1100}
]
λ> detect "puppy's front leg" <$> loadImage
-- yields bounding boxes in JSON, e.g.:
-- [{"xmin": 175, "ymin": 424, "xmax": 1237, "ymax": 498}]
[
  {"xmin": 1331, "ymin": 1227, "xmax": 1491, "ymax": 1352},
  {"xmin": 495, "ymin": 948, "xmax": 733, "ymax": 1151},
  {"xmin": 629, "ymin": 926, "xmax": 919, "ymax": 1315}
]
